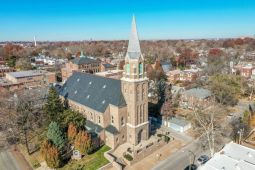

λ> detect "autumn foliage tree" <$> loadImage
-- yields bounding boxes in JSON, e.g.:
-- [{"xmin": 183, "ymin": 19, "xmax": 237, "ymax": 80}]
[
  {"xmin": 40, "ymin": 140, "xmax": 62, "ymax": 168},
  {"xmin": 74, "ymin": 130, "xmax": 93, "ymax": 155},
  {"xmin": 67, "ymin": 123, "xmax": 78, "ymax": 143}
]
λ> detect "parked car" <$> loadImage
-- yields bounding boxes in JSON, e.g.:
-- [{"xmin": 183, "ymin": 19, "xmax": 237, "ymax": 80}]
[
  {"xmin": 184, "ymin": 164, "xmax": 197, "ymax": 170},
  {"xmin": 197, "ymin": 155, "xmax": 209, "ymax": 164}
]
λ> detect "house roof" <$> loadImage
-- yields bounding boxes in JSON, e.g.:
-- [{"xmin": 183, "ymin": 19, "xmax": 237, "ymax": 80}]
[
  {"xmin": 8, "ymin": 70, "xmax": 45, "ymax": 78},
  {"xmin": 199, "ymin": 142, "xmax": 255, "ymax": 170},
  {"xmin": 59, "ymin": 72, "xmax": 126, "ymax": 113},
  {"xmin": 71, "ymin": 56, "xmax": 99, "ymax": 65},
  {"xmin": 169, "ymin": 117, "xmax": 190, "ymax": 127},
  {"xmin": 183, "ymin": 88, "xmax": 211, "ymax": 99},
  {"xmin": 105, "ymin": 125, "xmax": 119, "ymax": 135},
  {"xmin": 102, "ymin": 63, "xmax": 115, "ymax": 68}
]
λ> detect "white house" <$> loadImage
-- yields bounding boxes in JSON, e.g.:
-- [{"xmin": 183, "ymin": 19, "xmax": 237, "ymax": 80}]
[{"xmin": 163, "ymin": 117, "xmax": 191, "ymax": 132}]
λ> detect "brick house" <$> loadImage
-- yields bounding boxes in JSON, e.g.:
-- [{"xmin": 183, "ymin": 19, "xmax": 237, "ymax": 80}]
[
  {"xmin": 180, "ymin": 88, "xmax": 212, "ymax": 109},
  {"xmin": 167, "ymin": 68, "xmax": 201, "ymax": 83},
  {"xmin": 0, "ymin": 70, "xmax": 56, "ymax": 90},
  {"xmin": 61, "ymin": 52, "xmax": 101, "ymax": 81},
  {"xmin": 58, "ymin": 16, "xmax": 149, "ymax": 149},
  {"xmin": 100, "ymin": 63, "xmax": 116, "ymax": 72}
]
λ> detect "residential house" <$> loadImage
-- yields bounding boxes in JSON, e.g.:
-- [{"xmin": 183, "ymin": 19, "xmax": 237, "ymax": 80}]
[{"xmin": 180, "ymin": 88, "xmax": 212, "ymax": 109}]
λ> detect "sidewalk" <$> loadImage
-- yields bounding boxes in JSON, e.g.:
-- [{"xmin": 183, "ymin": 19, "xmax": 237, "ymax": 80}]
[{"xmin": 125, "ymin": 139, "xmax": 185, "ymax": 170}]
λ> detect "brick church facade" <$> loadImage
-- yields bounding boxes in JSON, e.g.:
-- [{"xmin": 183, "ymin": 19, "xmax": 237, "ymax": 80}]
[{"xmin": 58, "ymin": 16, "xmax": 149, "ymax": 149}]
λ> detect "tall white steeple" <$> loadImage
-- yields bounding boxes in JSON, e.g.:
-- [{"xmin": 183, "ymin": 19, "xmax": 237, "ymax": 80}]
[
  {"xmin": 127, "ymin": 15, "xmax": 141, "ymax": 54},
  {"xmin": 123, "ymin": 15, "xmax": 146, "ymax": 80}
]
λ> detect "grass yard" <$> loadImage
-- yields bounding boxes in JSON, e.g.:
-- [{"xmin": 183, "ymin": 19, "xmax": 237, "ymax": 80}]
[{"xmin": 59, "ymin": 145, "xmax": 111, "ymax": 170}]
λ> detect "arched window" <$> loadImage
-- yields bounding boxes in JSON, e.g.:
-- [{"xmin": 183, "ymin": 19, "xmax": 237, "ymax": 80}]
[
  {"xmin": 139, "ymin": 63, "xmax": 143, "ymax": 74},
  {"xmin": 121, "ymin": 117, "xmax": 124, "ymax": 126}
]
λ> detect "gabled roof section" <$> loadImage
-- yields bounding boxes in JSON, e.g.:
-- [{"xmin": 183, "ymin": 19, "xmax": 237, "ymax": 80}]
[
  {"xmin": 59, "ymin": 72, "xmax": 126, "ymax": 113},
  {"xmin": 71, "ymin": 56, "xmax": 99, "ymax": 65},
  {"xmin": 126, "ymin": 15, "xmax": 141, "ymax": 59}
]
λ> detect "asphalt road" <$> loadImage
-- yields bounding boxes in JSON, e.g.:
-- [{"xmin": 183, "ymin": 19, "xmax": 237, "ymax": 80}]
[
  {"xmin": 152, "ymin": 139, "xmax": 205, "ymax": 170},
  {"xmin": 0, "ymin": 150, "xmax": 20, "ymax": 170}
]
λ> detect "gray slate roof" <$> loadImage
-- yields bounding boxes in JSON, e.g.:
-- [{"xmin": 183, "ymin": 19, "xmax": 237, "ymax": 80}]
[
  {"xmin": 59, "ymin": 72, "xmax": 126, "ymax": 113},
  {"xmin": 71, "ymin": 57, "xmax": 99, "ymax": 65},
  {"xmin": 105, "ymin": 125, "xmax": 119, "ymax": 135},
  {"xmin": 183, "ymin": 88, "xmax": 211, "ymax": 99},
  {"xmin": 85, "ymin": 120, "xmax": 103, "ymax": 134}
]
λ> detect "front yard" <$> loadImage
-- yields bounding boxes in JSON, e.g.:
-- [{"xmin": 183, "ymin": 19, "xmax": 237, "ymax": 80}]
[{"xmin": 59, "ymin": 145, "xmax": 111, "ymax": 170}]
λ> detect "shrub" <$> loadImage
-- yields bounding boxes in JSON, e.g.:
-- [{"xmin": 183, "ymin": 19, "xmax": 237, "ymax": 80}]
[
  {"xmin": 164, "ymin": 136, "xmax": 170, "ymax": 143},
  {"xmin": 123, "ymin": 153, "xmax": 133, "ymax": 161},
  {"xmin": 157, "ymin": 134, "xmax": 162, "ymax": 137}
]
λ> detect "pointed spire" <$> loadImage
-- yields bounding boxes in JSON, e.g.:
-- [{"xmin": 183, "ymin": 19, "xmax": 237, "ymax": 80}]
[
  {"xmin": 80, "ymin": 51, "xmax": 85, "ymax": 58},
  {"xmin": 127, "ymin": 15, "xmax": 141, "ymax": 53}
]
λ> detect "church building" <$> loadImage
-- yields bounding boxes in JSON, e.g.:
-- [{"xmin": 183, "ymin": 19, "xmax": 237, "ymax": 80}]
[{"xmin": 58, "ymin": 16, "xmax": 149, "ymax": 149}]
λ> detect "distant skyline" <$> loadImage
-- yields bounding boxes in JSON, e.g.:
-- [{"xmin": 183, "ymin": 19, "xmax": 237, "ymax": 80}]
[{"xmin": 0, "ymin": 0, "xmax": 255, "ymax": 41}]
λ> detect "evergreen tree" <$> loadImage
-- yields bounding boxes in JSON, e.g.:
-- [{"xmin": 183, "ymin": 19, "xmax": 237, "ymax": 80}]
[
  {"xmin": 44, "ymin": 87, "xmax": 64, "ymax": 123},
  {"xmin": 74, "ymin": 130, "xmax": 93, "ymax": 155},
  {"xmin": 63, "ymin": 109, "xmax": 86, "ymax": 129},
  {"xmin": 47, "ymin": 122, "xmax": 66, "ymax": 150}
]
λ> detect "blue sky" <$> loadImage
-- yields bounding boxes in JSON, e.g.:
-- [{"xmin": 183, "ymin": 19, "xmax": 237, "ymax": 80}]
[{"xmin": 0, "ymin": 0, "xmax": 255, "ymax": 41}]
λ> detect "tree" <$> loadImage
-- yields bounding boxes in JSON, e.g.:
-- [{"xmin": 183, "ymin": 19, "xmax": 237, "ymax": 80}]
[
  {"xmin": 192, "ymin": 103, "xmax": 228, "ymax": 157},
  {"xmin": 44, "ymin": 87, "xmax": 64, "ymax": 123},
  {"xmin": 15, "ymin": 57, "xmax": 33, "ymax": 71},
  {"xmin": 47, "ymin": 122, "xmax": 66, "ymax": 150},
  {"xmin": 63, "ymin": 109, "xmax": 86, "ymax": 129},
  {"xmin": 67, "ymin": 123, "xmax": 78, "ymax": 143},
  {"xmin": 161, "ymin": 84, "xmax": 176, "ymax": 121},
  {"xmin": 40, "ymin": 140, "xmax": 62, "ymax": 168},
  {"xmin": 208, "ymin": 74, "xmax": 241, "ymax": 106},
  {"xmin": 74, "ymin": 130, "xmax": 92, "ymax": 155}
]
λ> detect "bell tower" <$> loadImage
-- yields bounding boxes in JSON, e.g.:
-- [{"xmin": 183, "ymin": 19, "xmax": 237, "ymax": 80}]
[{"xmin": 122, "ymin": 16, "xmax": 149, "ymax": 145}]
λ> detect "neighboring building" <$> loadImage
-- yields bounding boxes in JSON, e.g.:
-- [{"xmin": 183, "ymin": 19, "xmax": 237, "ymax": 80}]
[
  {"xmin": 199, "ymin": 142, "xmax": 255, "ymax": 170},
  {"xmin": 167, "ymin": 70, "xmax": 181, "ymax": 82},
  {"xmin": 61, "ymin": 52, "xmax": 101, "ymax": 81},
  {"xmin": 0, "ymin": 70, "xmax": 55, "ymax": 90},
  {"xmin": 160, "ymin": 61, "xmax": 172, "ymax": 73},
  {"xmin": 233, "ymin": 63, "xmax": 255, "ymax": 78},
  {"xmin": 100, "ymin": 63, "xmax": 116, "ymax": 72},
  {"xmin": 0, "ymin": 65, "xmax": 15, "ymax": 77},
  {"xmin": 58, "ymin": 16, "xmax": 149, "ymax": 149},
  {"xmin": 0, "ymin": 57, "xmax": 5, "ymax": 65},
  {"xmin": 163, "ymin": 117, "xmax": 191, "ymax": 132},
  {"xmin": 166, "ymin": 67, "xmax": 201, "ymax": 83},
  {"xmin": 180, "ymin": 88, "xmax": 212, "ymax": 109}
]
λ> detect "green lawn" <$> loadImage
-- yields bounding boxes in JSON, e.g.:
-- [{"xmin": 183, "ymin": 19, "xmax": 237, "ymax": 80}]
[{"xmin": 59, "ymin": 145, "xmax": 111, "ymax": 170}]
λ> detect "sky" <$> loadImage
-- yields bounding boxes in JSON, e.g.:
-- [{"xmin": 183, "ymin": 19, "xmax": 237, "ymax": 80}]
[{"xmin": 0, "ymin": 0, "xmax": 255, "ymax": 41}]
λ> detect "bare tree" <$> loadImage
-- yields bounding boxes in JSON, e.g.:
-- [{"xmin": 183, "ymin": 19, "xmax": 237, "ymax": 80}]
[{"xmin": 192, "ymin": 103, "xmax": 228, "ymax": 157}]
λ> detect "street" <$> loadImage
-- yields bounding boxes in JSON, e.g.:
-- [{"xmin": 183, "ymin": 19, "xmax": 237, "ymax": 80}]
[
  {"xmin": 152, "ymin": 139, "xmax": 205, "ymax": 170},
  {"xmin": 0, "ymin": 149, "xmax": 20, "ymax": 170}
]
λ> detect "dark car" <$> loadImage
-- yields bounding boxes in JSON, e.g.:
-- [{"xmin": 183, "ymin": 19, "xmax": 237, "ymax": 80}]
[
  {"xmin": 197, "ymin": 155, "xmax": 209, "ymax": 164},
  {"xmin": 184, "ymin": 164, "xmax": 197, "ymax": 170}
]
